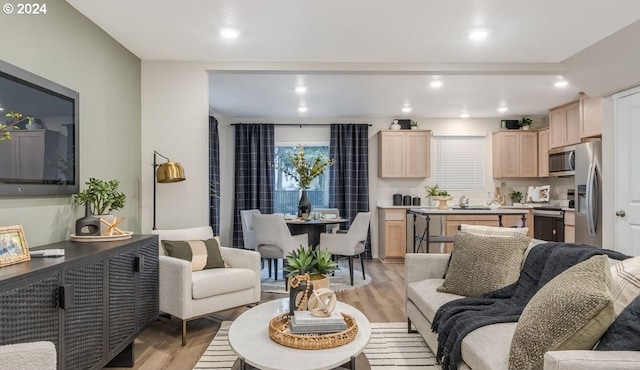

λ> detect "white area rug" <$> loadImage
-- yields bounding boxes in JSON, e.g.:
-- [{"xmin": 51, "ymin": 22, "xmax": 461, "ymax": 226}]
[
  {"xmin": 261, "ymin": 260, "xmax": 372, "ymax": 294},
  {"xmin": 194, "ymin": 321, "xmax": 439, "ymax": 369}
]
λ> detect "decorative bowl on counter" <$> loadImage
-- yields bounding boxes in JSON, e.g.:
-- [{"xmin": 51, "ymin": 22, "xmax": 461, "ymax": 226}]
[{"xmin": 432, "ymin": 195, "xmax": 453, "ymax": 210}]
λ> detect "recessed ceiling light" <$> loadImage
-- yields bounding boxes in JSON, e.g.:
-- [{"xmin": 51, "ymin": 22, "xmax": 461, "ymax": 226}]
[
  {"xmin": 460, "ymin": 113, "xmax": 470, "ymax": 119},
  {"xmin": 554, "ymin": 80, "xmax": 569, "ymax": 88},
  {"xmin": 295, "ymin": 86, "xmax": 307, "ymax": 93},
  {"xmin": 220, "ymin": 28, "xmax": 239, "ymax": 39},
  {"xmin": 469, "ymin": 29, "xmax": 488, "ymax": 40},
  {"xmin": 402, "ymin": 106, "xmax": 412, "ymax": 113},
  {"xmin": 298, "ymin": 106, "xmax": 308, "ymax": 113},
  {"xmin": 497, "ymin": 106, "xmax": 508, "ymax": 112},
  {"xmin": 430, "ymin": 80, "xmax": 444, "ymax": 88}
]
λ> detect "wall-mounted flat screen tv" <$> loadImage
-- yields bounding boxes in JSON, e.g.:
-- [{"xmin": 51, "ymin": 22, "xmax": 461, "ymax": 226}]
[{"xmin": 0, "ymin": 59, "xmax": 79, "ymax": 196}]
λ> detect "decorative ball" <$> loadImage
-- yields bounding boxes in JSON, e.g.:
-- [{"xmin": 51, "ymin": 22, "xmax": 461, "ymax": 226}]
[{"xmin": 307, "ymin": 288, "xmax": 337, "ymax": 317}]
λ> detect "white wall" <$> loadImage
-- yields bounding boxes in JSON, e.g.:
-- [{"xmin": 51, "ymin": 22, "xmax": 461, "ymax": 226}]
[{"xmin": 0, "ymin": 1, "xmax": 141, "ymax": 247}]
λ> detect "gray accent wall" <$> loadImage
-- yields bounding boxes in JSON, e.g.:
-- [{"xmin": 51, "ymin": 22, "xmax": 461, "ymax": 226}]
[{"xmin": 0, "ymin": 1, "xmax": 141, "ymax": 246}]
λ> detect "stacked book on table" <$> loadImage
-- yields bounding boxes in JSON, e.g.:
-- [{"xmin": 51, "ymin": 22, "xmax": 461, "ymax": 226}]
[{"xmin": 290, "ymin": 310, "xmax": 347, "ymax": 334}]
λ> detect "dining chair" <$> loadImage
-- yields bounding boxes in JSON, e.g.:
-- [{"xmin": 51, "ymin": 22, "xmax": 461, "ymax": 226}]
[
  {"xmin": 253, "ymin": 214, "xmax": 308, "ymax": 289},
  {"xmin": 240, "ymin": 209, "xmax": 261, "ymax": 250},
  {"xmin": 319, "ymin": 212, "xmax": 371, "ymax": 285}
]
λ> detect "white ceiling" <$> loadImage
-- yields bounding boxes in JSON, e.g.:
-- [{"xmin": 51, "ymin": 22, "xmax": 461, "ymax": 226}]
[{"xmin": 66, "ymin": 0, "xmax": 640, "ymax": 119}]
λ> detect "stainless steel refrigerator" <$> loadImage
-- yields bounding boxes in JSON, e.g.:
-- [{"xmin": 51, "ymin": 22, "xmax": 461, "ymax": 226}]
[{"xmin": 574, "ymin": 141, "xmax": 602, "ymax": 247}]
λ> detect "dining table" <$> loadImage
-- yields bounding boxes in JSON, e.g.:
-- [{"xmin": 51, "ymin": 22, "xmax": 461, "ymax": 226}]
[{"xmin": 285, "ymin": 217, "xmax": 349, "ymax": 248}]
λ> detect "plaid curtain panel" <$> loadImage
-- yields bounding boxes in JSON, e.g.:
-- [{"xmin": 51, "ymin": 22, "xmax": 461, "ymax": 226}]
[
  {"xmin": 329, "ymin": 123, "xmax": 371, "ymax": 257},
  {"xmin": 233, "ymin": 124, "xmax": 275, "ymax": 247},
  {"xmin": 208, "ymin": 116, "xmax": 220, "ymax": 235}
]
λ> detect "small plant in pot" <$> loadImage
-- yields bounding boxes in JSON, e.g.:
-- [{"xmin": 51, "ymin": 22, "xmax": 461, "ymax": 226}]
[
  {"xmin": 519, "ymin": 117, "xmax": 533, "ymax": 130},
  {"xmin": 510, "ymin": 190, "xmax": 524, "ymax": 204},
  {"xmin": 73, "ymin": 177, "xmax": 126, "ymax": 216},
  {"xmin": 284, "ymin": 245, "xmax": 337, "ymax": 289}
]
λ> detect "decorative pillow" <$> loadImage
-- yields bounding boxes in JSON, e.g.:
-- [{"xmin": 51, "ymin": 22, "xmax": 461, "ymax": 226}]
[
  {"xmin": 437, "ymin": 232, "xmax": 531, "ymax": 297},
  {"xmin": 596, "ymin": 293, "xmax": 640, "ymax": 351},
  {"xmin": 162, "ymin": 236, "xmax": 225, "ymax": 271},
  {"xmin": 610, "ymin": 256, "xmax": 640, "ymax": 315},
  {"xmin": 460, "ymin": 224, "xmax": 529, "ymax": 237},
  {"xmin": 509, "ymin": 255, "xmax": 615, "ymax": 370}
]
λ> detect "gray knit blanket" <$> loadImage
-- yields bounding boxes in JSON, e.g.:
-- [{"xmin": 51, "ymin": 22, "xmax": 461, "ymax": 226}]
[{"xmin": 431, "ymin": 242, "xmax": 628, "ymax": 370}]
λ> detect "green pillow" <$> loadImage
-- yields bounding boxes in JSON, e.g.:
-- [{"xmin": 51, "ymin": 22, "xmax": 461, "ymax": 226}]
[
  {"xmin": 162, "ymin": 237, "xmax": 225, "ymax": 271},
  {"xmin": 509, "ymin": 255, "xmax": 614, "ymax": 370},
  {"xmin": 437, "ymin": 232, "xmax": 531, "ymax": 297}
]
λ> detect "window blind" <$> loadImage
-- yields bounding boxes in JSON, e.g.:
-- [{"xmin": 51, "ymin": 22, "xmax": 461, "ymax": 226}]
[{"xmin": 433, "ymin": 136, "xmax": 485, "ymax": 191}]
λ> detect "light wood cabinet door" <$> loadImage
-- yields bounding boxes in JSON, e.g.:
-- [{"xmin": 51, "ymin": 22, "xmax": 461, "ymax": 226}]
[
  {"xmin": 549, "ymin": 101, "xmax": 580, "ymax": 149},
  {"xmin": 378, "ymin": 209, "xmax": 407, "ymax": 260},
  {"xmin": 379, "ymin": 130, "xmax": 431, "ymax": 178},
  {"xmin": 538, "ymin": 128, "xmax": 549, "ymax": 177},
  {"xmin": 581, "ymin": 96, "xmax": 602, "ymax": 138},
  {"xmin": 492, "ymin": 131, "xmax": 538, "ymax": 178}
]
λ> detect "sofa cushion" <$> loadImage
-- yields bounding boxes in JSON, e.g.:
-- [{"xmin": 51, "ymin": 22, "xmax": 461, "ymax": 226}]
[
  {"xmin": 509, "ymin": 255, "xmax": 615, "ymax": 370},
  {"xmin": 162, "ymin": 237, "xmax": 225, "ymax": 271},
  {"xmin": 192, "ymin": 267, "xmax": 257, "ymax": 299},
  {"xmin": 596, "ymin": 293, "xmax": 640, "ymax": 351},
  {"xmin": 610, "ymin": 256, "xmax": 640, "ymax": 315},
  {"xmin": 407, "ymin": 278, "xmax": 462, "ymax": 322},
  {"xmin": 437, "ymin": 232, "xmax": 531, "ymax": 297},
  {"xmin": 461, "ymin": 322, "xmax": 517, "ymax": 370}
]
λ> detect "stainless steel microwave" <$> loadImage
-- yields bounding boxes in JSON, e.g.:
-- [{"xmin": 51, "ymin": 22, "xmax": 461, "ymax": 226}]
[{"xmin": 549, "ymin": 146, "xmax": 575, "ymax": 176}]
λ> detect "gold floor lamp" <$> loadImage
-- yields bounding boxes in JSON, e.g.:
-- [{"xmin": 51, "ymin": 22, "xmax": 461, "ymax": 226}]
[{"xmin": 153, "ymin": 150, "xmax": 186, "ymax": 230}]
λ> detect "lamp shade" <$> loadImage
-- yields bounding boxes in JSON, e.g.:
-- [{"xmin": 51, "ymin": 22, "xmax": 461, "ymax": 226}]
[{"xmin": 156, "ymin": 162, "xmax": 185, "ymax": 183}]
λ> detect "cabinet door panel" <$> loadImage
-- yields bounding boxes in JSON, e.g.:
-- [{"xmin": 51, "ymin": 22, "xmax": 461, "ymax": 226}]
[
  {"xmin": 379, "ymin": 132, "xmax": 406, "ymax": 177},
  {"xmin": 109, "ymin": 250, "xmax": 136, "ymax": 352},
  {"xmin": 384, "ymin": 221, "xmax": 406, "ymax": 258},
  {"xmin": 136, "ymin": 242, "xmax": 159, "ymax": 330},
  {"xmin": 63, "ymin": 261, "xmax": 105, "ymax": 370},
  {"xmin": 565, "ymin": 102, "xmax": 581, "ymax": 145},
  {"xmin": 538, "ymin": 129, "xmax": 549, "ymax": 177},
  {"xmin": 520, "ymin": 132, "xmax": 538, "ymax": 177},
  {"xmin": 581, "ymin": 96, "xmax": 602, "ymax": 138},
  {"xmin": 406, "ymin": 132, "xmax": 430, "ymax": 177},
  {"xmin": 549, "ymin": 109, "xmax": 566, "ymax": 149},
  {"xmin": 0, "ymin": 273, "xmax": 60, "ymax": 347}
]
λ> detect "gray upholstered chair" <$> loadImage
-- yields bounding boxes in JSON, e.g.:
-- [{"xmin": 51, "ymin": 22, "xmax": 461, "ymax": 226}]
[
  {"xmin": 319, "ymin": 212, "xmax": 371, "ymax": 285},
  {"xmin": 253, "ymin": 214, "xmax": 308, "ymax": 287},
  {"xmin": 152, "ymin": 226, "xmax": 261, "ymax": 346},
  {"xmin": 240, "ymin": 209, "xmax": 261, "ymax": 250},
  {"xmin": 0, "ymin": 341, "xmax": 56, "ymax": 370}
]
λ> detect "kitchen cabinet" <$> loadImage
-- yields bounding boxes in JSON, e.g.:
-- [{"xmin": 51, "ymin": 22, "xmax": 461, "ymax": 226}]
[
  {"xmin": 538, "ymin": 128, "xmax": 549, "ymax": 177},
  {"xmin": 378, "ymin": 208, "xmax": 407, "ymax": 261},
  {"xmin": 378, "ymin": 130, "xmax": 431, "ymax": 178},
  {"xmin": 580, "ymin": 95, "xmax": 602, "ymax": 138},
  {"xmin": 492, "ymin": 131, "xmax": 538, "ymax": 178},
  {"xmin": 564, "ymin": 209, "xmax": 575, "ymax": 243},
  {"xmin": 549, "ymin": 101, "xmax": 580, "ymax": 149}
]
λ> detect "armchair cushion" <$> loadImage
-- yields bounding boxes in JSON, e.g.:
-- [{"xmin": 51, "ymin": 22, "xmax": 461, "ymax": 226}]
[
  {"xmin": 162, "ymin": 236, "xmax": 225, "ymax": 271},
  {"xmin": 192, "ymin": 267, "xmax": 257, "ymax": 299}
]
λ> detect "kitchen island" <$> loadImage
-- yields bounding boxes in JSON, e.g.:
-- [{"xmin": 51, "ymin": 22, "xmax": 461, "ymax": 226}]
[{"xmin": 408, "ymin": 207, "xmax": 529, "ymax": 253}]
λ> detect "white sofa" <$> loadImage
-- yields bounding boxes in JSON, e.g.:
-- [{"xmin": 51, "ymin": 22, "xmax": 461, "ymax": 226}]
[{"xmin": 405, "ymin": 243, "xmax": 640, "ymax": 370}]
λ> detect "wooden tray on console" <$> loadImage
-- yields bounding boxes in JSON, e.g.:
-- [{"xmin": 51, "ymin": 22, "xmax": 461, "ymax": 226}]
[{"xmin": 70, "ymin": 231, "xmax": 133, "ymax": 242}]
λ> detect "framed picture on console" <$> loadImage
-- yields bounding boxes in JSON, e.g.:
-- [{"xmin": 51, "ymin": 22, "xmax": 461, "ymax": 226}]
[{"xmin": 0, "ymin": 225, "xmax": 30, "ymax": 267}]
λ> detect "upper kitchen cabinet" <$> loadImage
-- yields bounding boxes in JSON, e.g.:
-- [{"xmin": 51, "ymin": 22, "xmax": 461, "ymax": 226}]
[
  {"xmin": 538, "ymin": 128, "xmax": 549, "ymax": 177},
  {"xmin": 549, "ymin": 101, "xmax": 580, "ymax": 149},
  {"xmin": 580, "ymin": 95, "xmax": 603, "ymax": 138},
  {"xmin": 378, "ymin": 130, "xmax": 431, "ymax": 178},
  {"xmin": 492, "ymin": 131, "xmax": 538, "ymax": 178}
]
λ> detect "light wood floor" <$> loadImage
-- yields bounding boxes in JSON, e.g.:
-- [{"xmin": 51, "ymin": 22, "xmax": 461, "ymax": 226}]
[{"xmin": 109, "ymin": 259, "xmax": 406, "ymax": 370}]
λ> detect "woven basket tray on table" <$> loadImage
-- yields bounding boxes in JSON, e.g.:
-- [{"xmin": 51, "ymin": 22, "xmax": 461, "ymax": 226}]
[{"xmin": 268, "ymin": 312, "xmax": 358, "ymax": 350}]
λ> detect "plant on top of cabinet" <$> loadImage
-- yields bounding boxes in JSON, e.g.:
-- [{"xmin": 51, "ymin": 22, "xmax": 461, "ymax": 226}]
[{"xmin": 519, "ymin": 117, "xmax": 532, "ymax": 130}]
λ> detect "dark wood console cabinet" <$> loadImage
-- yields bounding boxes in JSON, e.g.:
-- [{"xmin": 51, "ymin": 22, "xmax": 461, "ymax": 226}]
[{"xmin": 0, "ymin": 235, "xmax": 158, "ymax": 369}]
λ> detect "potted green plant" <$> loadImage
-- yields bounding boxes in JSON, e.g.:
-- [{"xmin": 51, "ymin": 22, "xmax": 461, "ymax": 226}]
[
  {"xmin": 73, "ymin": 177, "xmax": 126, "ymax": 216},
  {"xmin": 425, "ymin": 184, "xmax": 452, "ymax": 209},
  {"xmin": 519, "ymin": 117, "xmax": 533, "ymax": 130},
  {"xmin": 509, "ymin": 190, "xmax": 524, "ymax": 204},
  {"xmin": 1, "ymin": 111, "xmax": 35, "ymax": 141},
  {"xmin": 284, "ymin": 245, "xmax": 338, "ymax": 289}
]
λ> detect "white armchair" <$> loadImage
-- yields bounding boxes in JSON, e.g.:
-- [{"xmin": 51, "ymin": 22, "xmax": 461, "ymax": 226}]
[
  {"xmin": 240, "ymin": 209, "xmax": 261, "ymax": 250},
  {"xmin": 0, "ymin": 341, "xmax": 56, "ymax": 370},
  {"xmin": 152, "ymin": 226, "xmax": 261, "ymax": 346},
  {"xmin": 253, "ymin": 214, "xmax": 308, "ymax": 288},
  {"xmin": 319, "ymin": 212, "xmax": 371, "ymax": 285}
]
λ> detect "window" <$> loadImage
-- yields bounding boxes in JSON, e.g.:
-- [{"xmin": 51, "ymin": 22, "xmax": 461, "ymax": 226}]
[
  {"xmin": 433, "ymin": 136, "xmax": 485, "ymax": 191},
  {"xmin": 273, "ymin": 144, "xmax": 330, "ymax": 214}
]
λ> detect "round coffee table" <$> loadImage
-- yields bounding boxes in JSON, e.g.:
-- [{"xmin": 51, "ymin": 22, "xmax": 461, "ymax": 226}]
[{"xmin": 228, "ymin": 298, "xmax": 371, "ymax": 370}]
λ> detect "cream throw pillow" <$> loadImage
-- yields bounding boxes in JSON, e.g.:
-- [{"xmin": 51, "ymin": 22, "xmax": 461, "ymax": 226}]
[
  {"xmin": 460, "ymin": 224, "xmax": 529, "ymax": 237},
  {"xmin": 509, "ymin": 255, "xmax": 615, "ymax": 370},
  {"xmin": 437, "ymin": 232, "xmax": 531, "ymax": 297},
  {"xmin": 610, "ymin": 256, "xmax": 640, "ymax": 315}
]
